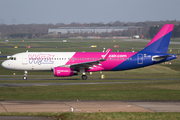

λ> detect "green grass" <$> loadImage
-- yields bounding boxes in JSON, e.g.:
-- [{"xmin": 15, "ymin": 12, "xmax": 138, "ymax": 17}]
[
  {"xmin": 0, "ymin": 38, "xmax": 180, "ymax": 101},
  {"xmin": 0, "ymin": 39, "xmax": 180, "ymax": 119},
  {"xmin": 0, "ymin": 39, "xmax": 180, "ymax": 101},
  {"xmin": 1, "ymin": 112, "xmax": 180, "ymax": 120},
  {"xmin": 0, "ymin": 62, "xmax": 180, "ymax": 83},
  {"xmin": 0, "ymin": 58, "xmax": 180, "ymax": 82},
  {"xmin": 0, "ymin": 82, "xmax": 180, "ymax": 100}
]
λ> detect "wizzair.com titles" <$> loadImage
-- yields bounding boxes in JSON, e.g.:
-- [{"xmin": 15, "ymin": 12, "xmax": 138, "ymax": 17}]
[{"xmin": 102, "ymin": 54, "xmax": 127, "ymax": 58}]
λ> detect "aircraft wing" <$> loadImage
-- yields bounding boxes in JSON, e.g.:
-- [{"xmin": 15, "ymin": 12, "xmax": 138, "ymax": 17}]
[
  {"xmin": 62, "ymin": 49, "xmax": 112, "ymax": 69},
  {"xmin": 69, "ymin": 60, "xmax": 104, "ymax": 69}
]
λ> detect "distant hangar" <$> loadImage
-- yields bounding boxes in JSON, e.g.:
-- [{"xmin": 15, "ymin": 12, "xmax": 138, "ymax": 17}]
[{"xmin": 48, "ymin": 26, "xmax": 139, "ymax": 34}]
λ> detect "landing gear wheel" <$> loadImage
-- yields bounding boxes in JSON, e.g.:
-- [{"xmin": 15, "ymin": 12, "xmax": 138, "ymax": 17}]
[
  {"xmin": 23, "ymin": 71, "xmax": 28, "ymax": 80},
  {"xmin": 82, "ymin": 75, "xmax": 87, "ymax": 80},
  {"xmin": 101, "ymin": 74, "xmax": 105, "ymax": 79},
  {"xmin": 23, "ymin": 76, "xmax": 27, "ymax": 80}
]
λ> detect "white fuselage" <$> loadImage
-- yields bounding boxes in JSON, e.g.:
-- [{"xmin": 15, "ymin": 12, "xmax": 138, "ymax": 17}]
[{"xmin": 2, "ymin": 52, "xmax": 75, "ymax": 71}]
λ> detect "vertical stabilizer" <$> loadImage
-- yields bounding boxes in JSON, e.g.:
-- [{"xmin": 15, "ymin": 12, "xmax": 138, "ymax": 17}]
[{"xmin": 140, "ymin": 24, "xmax": 174, "ymax": 53}]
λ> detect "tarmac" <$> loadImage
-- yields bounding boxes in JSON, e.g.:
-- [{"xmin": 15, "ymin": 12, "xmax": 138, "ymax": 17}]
[{"xmin": 1, "ymin": 100, "xmax": 180, "ymax": 113}]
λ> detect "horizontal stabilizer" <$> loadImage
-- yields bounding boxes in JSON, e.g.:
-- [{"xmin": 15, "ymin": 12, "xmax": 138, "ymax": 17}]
[{"xmin": 152, "ymin": 55, "xmax": 173, "ymax": 61}]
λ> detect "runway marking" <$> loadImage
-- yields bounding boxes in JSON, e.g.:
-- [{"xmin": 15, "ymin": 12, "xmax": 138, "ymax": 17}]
[{"xmin": 0, "ymin": 103, "xmax": 8, "ymax": 113}]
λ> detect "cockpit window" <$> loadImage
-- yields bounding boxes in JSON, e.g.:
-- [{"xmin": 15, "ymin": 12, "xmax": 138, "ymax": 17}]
[{"xmin": 7, "ymin": 57, "xmax": 16, "ymax": 60}]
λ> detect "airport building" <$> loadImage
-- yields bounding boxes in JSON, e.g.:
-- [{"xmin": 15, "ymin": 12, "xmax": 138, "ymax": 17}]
[{"xmin": 48, "ymin": 26, "xmax": 139, "ymax": 34}]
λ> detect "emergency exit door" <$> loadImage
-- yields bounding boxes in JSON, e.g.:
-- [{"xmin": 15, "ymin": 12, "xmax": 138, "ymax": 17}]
[{"xmin": 137, "ymin": 54, "xmax": 143, "ymax": 64}]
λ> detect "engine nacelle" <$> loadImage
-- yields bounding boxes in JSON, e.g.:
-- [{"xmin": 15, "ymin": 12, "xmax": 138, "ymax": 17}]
[{"xmin": 54, "ymin": 67, "xmax": 78, "ymax": 77}]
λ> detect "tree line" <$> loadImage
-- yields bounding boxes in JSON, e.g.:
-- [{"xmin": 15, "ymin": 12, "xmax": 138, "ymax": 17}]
[
  {"xmin": 0, "ymin": 20, "xmax": 179, "ymax": 39},
  {"xmin": 148, "ymin": 24, "xmax": 180, "ymax": 38}
]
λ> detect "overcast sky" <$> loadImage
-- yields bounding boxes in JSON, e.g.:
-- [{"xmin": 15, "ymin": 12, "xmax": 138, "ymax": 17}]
[{"xmin": 0, "ymin": 0, "xmax": 179, "ymax": 25}]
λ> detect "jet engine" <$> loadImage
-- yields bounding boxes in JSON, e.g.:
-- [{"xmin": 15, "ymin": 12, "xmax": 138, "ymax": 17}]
[{"xmin": 54, "ymin": 67, "xmax": 78, "ymax": 77}]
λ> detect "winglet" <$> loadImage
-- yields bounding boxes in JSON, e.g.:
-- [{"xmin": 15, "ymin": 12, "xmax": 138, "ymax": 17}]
[{"xmin": 103, "ymin": 48, "xmax": 112, "ymax": 59}]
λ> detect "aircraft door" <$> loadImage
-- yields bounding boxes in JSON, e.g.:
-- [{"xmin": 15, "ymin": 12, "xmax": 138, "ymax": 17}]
[
  {"xmin": 137, "ymin": 54, "xmax": 143, "ymax": 64},
  {"xmin": 22, "ymin": 54, "xmax": 28, "ymax": 65}
]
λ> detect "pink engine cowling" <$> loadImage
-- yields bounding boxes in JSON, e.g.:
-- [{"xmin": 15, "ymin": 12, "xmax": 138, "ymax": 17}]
[{"xmin": 54, "ymin": 67, "xmax": 78, "ymax": 77}]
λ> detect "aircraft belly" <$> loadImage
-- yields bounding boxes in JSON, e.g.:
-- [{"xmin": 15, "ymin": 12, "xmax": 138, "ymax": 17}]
[{"xmin": 19, "ymin": 64, "xmax": 52, "ymax": 71}]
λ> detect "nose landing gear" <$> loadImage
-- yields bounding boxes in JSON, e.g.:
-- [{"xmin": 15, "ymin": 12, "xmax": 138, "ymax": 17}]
[{"xmin": 23, "ymin": 71, "xmax": 28, "ymax": 80}]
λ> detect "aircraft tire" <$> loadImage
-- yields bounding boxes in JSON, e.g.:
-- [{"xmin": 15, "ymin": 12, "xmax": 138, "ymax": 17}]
[
  {"xmin": 23, "ymin": 76, "xmax": 27, "ymax": 80},
  {"xmin": 82, "ymin": 75, "xmax": 87, "ymax": 80}
]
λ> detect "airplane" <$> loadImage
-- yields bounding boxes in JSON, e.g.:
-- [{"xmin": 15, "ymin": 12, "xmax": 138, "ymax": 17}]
[{"xmin": 1, "ymin": 24, "xmax": 177, "ymax": 80}]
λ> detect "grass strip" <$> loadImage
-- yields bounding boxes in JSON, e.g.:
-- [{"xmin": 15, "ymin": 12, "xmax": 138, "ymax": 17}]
[
  {"xmin": 0, "ymin": 82, "xmax": 180, "ymax": 100},
  {"xmin": 0, "ymin": 112, "xmax": 180, "ymax": 120}
]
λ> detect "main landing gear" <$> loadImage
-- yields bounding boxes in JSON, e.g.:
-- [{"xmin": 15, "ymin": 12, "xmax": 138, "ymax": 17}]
[
  {"xmin": 80, "ymin": 68, "xmax": 88, "ymax": 80},
  {"xmin": 23, "ymin": 71, "xmax": 28, "ymax": 80},
  {"xmin": 100, "ymin": 71, "xmax": 105, "ymax": 79},
  {"xmin": 81, "ymin": 71, "xmax": 105, "ymax": 80},
  {"xmin": 81, "ymin": 75, "xmax": 87, "ymax": 80}
]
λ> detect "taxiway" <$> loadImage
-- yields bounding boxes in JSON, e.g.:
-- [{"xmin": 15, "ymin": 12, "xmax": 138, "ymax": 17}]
[{"xmin": 0, "ymin": 100, "xmax": 180, "ymax": 113}]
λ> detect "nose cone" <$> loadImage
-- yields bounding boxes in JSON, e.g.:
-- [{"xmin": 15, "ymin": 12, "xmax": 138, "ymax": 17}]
[
  {"xmin": 1, "ymin": 61, "xmax": 5, "ymax": 68},
  {"xmin": 1, "ymin": 61, "xmax": 9, "ymax": 69}
]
